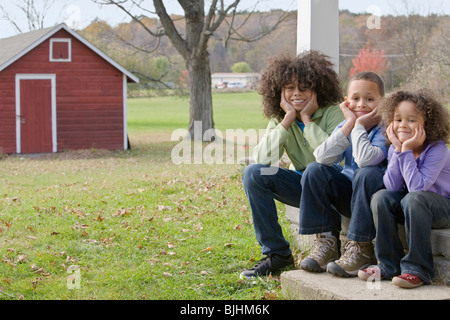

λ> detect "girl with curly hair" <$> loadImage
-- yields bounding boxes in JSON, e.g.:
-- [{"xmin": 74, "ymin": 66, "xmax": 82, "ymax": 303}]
[
  {"xmin": 359, "ymin": 89, "xmax": 450, "ymax": 288},
  {"xmin": 240, "ymin": 51, "xmax": 344, "ymax": 279}
]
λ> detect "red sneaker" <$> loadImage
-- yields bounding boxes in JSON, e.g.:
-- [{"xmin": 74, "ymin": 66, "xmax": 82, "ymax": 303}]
[
  {"xmin": 392, "ymin": 273, "xmax": 424, "ymax": 289},
  {"xmin": 358, "ymin": 266, "xmax": 384, "ymax": 281}
]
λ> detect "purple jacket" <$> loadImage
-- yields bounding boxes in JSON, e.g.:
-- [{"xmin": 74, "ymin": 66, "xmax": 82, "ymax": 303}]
[{"xmin": 383, "ymin": 140, "xmax": 450, "ymax": 199}]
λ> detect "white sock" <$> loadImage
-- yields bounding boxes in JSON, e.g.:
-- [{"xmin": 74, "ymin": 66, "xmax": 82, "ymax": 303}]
[{"xmin": 319, "ymin": 232, "xmax": 332, "ymax": 238}]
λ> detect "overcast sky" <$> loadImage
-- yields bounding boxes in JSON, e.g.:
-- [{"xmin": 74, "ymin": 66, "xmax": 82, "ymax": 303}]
[{"xmin": 1, "ymin": 0, "xmax": 449, "ymax": 38}]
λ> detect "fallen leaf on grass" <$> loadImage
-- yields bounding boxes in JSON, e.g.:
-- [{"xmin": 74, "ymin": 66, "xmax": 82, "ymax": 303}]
[
  {"xmin": 163, "ymin": 272, "xmax": 172, "ymax": 277},
  {"xmin": 200, "ymin": 246, "xmax": 212, "ymax": 253},
  {"xmin": 25, "ymin": 236, "xmax": 38, "ymax": 240},
  {"xmin": 223, "ymin": 243, "xmax": 235, "ymax": 248},
  {"xmin": 83, "ymin": 239, "xmax": 98, "ymax": 244},
  {"xmin": 65, "ymin": 255, "xmax": 78, "ymax": 263},
  {"xmin": 158, "ymin": 249, "xmax": 177, "ymax": 256},
  {"xmin": 71, "ymin": 222, "xmax": 89, "ymax": 229},
  {"xmin": 146, "ymin": 258, "xmax": 161, "ymax": 264},
  {"xmin": 31, "ymin": 265, "xmax": 50, "ymax": 276},
  {"xmin": 31, "ymin": 278, "xmax": 43, "ymax": 290},
  {"xmin": 79, "ymin": 230, "xmax": 89, "ymax": 237},
  {"xmin": 167, "ymin": 242, "xmax": 176, "ymax": 249},
  {"xmin": 262, "ymin": 290, "xmax": 279, "ymax": 300},
  {"xmin": 112, "ymin": 208, "xmax": 132, "ymax": 217},
  {"xmin": 2, "ymin": 256, "xmax": 16, "ymax": 268},
  {"xmin": 2, "ymin": 220, "xmax": 12, "ymax": 228},
  {"xmin": 15, "ymin": 255, "xmax": 27, "ymax": 264}
]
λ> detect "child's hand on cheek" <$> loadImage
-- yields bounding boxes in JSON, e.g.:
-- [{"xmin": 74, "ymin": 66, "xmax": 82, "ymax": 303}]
[
  {"xmin": 299, "ymin": 92, "xmax": 318, "ymax": 124},
  {"xmin": 386, "ymin": 123, "xmax": 402, "ymax": 152},
  {"xmin": 402, "ymin": 125, "xmax": 426, "ymax": 153},
  {"xmin": 339, "ymin": 98, "xmax": 357, "ymax": 137},
  {"xmin": 355, "ymin": 107, "xmax": 382, "ymax": 131},
  {"xmin": 339, "ymin": 98, "xmax": 357, "ymax": 124},
  {"xmin": 280, "ymin": 88, "xmax": 295, "ymax": 115},
  {"xmin": 280, "ymin": 88, "xmax": 297, "ymax": 129}
]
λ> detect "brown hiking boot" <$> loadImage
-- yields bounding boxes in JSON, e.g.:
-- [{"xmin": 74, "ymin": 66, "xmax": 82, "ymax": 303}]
[
  {"xmin": 327, "ymin": 241, "xmax": 377, "ymax": 277},
  {"xmin": 300, "ymin": 235, "xmax": 338, "ymax": 273}
]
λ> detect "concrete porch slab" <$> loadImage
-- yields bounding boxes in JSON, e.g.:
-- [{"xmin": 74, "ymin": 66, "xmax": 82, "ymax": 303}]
[{"xmin": 281, "ymin": 269, "xmax": 450, "ymax": 300}]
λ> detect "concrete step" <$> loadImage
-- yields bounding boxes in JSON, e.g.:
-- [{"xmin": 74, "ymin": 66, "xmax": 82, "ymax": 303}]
[
  {"xmin": 284, "ymin": 205, "xmax": 450, "ymax": 289},
  {"xmin": 281, "ymin": 269, "xmax": 450, "ymax": 300}
]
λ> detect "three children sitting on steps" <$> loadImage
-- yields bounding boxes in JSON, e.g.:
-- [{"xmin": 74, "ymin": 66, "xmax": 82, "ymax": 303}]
[{"xmin": 241, "ymin": 51, "xmax": 450, "ymax": 290}]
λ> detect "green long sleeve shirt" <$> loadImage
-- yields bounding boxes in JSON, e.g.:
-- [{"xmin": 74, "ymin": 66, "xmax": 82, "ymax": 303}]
[{"xmin": 253, "ymin": 104, "xmax": 344, "ymax": 172}]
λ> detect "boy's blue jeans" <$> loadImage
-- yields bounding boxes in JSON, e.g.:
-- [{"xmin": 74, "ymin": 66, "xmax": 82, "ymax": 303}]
[
  {"xmin": 242, "ymin": 164, "xmax": 302, "ymax": 256},
  {"xmin": 298, "ymin": 162, "xmax": 384, "ymax": 242},
  {"xmin": 371, "ymin": 190, "xmax": 450, "ymax": 284},
  {"xmin": 241, "ymin": 162, "xmax": 377, "ymax": 256}
]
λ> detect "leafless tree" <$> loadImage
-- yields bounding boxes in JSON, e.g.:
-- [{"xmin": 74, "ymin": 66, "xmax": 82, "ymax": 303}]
[
  {"xmin": 388, "ymin": 0, "xmax": 440, "ymax": 75},
  {"xmin": 0, "ymin": 0, "xmax": 58, "ymax": 34},
  {"xmin": 403, "ymin": 17, "xmax": 450, "ymax": 101},
  {"xmin": 94, "ymin": 0, "xmax": 293, "ymax": 141}
]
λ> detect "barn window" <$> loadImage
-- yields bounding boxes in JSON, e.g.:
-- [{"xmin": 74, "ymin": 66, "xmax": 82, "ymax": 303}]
[{"xmin": 50, "ymin": 38, "xmax": 71, "ymax": 62}]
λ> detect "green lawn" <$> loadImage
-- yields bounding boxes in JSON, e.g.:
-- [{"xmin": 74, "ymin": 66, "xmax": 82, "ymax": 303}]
[
  {"xmin": 0, "ymin": 92, "xmax": 296, "ymax": 300},
  {"xmin": 127, "ymin": 91, "xmax": 269, "ymax": 134}
]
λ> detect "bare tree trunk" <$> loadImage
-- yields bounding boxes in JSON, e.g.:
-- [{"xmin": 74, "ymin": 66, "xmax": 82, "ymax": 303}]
[
  {"xmin": 93, "ymin": 0, "xmax": 291, "ymax": 142},
  {"xmin": 187, "ymin": 54, "xmax": 215, "ymax": 141}
]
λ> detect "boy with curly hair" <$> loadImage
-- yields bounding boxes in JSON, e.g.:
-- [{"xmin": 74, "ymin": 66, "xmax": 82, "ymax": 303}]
[{"xmin": 240, "ymin": 51, "xmax": 344, "ymax": 278}]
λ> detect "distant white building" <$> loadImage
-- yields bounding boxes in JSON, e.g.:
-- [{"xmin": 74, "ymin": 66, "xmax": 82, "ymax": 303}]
[{"xmin": 211, "ymin": 73, "xmax": 260, "ymax": 89}]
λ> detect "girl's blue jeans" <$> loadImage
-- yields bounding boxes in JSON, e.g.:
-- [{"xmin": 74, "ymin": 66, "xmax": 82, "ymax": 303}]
[
  {"xmin": 298, "ymin": 162, "xmax": 384, "ymax": 242},
  {"xmin": 371, "ymin": 190, "xmax": 450, "ymax": 284}
]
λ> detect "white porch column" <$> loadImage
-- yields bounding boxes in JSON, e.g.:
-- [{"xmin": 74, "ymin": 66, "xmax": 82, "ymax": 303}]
[{"xmin": 297, "ymin": 0, "xmax": 339, "ymax": 73}]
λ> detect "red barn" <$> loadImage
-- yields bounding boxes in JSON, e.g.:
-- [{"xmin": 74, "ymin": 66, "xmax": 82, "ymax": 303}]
[{"xmin": 0, "ymin": 23, "xmax": 139, "ymax": 154}]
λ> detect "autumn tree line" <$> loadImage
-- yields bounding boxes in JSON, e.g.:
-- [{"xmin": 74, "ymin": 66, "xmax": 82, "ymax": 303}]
[{"xmin": 79, "ymin": 9, "xmax": 449, "ymax": 101}]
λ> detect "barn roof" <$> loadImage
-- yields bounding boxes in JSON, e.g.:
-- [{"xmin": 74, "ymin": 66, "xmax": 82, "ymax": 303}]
[{"xmin": 0, "ymin": 23, "xmax": 139, "ymax": 83}]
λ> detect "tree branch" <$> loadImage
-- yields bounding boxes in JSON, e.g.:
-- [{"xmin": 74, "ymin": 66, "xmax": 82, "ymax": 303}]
[
  {"xmin": 112, "ymin": 27, "xmax": 162, "ymax": 54},
  {"xmin": 223, "ymin": 10, "xmax": 295, "ymax": 44},
  {"xmin": 130, "ymin": 69, "xmax": 172, "ymax": 89},
  {"xmin": 153, "ymin": 0, "xmax": 188, "ymax": 58},
  {"xmin": 0, "ymin": 0, "xmax": 56, "ymax": 34},
  {"xmin": 94, "ymin": 0, "xmax": 164, "ymax": 38}
]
